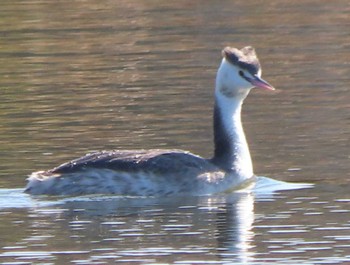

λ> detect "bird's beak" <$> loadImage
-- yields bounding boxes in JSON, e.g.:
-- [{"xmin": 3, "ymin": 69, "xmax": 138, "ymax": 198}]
[{"xmin": 249, "ymin": 75, "xmax": 275, "ymax": 91}]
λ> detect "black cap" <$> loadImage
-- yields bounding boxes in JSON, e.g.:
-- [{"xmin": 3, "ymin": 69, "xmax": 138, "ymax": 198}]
[{"xmin": 222, "ymin": 46, "xmax": 261, "ymax": 76}]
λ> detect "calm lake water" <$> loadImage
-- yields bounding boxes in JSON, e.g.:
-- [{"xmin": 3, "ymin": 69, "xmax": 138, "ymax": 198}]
[{"xmin": 0, "ymin": 0, "xmax": 349, "ymax": 264}]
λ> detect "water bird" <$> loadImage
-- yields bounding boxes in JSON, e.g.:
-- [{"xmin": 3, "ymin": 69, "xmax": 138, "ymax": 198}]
[{"xmin": 25, "ymin": 46, "xmax": 275, "ymax": 196}]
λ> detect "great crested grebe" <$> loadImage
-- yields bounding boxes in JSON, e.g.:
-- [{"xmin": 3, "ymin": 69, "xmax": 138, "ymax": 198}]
[{"xmin": 25, "ymin": 46, "xmax": 275, "ymax": 196}]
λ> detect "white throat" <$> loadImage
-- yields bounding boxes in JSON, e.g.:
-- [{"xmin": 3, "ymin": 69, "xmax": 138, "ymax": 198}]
[{"xmin": 212, "ymin": 60, "xmax": 253, "ymax": 179}]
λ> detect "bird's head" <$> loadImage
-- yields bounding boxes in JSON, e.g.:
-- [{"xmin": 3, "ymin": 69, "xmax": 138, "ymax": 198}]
[{"xmin": 216, "ymin": 46, "xmax": 275, "ymax": 99}]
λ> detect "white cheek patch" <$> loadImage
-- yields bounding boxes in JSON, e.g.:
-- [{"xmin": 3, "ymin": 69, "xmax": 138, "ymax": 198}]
[{"xmin": 257, "ymin": 68, "xmax": 262, "ymax": 77}]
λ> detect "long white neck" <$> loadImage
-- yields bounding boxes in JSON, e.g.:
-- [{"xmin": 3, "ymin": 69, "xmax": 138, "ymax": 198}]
[{"xmin": 211, "ymin": 68, "xmax": 253, "ymax": 179}]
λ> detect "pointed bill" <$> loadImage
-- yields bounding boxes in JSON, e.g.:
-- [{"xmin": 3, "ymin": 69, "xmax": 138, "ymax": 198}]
[{"xmin": 249, "ymin": 75, "xmax": 275, "ymax": 91}]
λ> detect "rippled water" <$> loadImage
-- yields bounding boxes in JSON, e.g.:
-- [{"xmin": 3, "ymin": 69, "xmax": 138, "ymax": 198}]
[
  {"xmin": 0, "ymin": 0, "xmax": 349, "ymax": 264},
  {"xmin": 1, "ymin": 182, "xmax": 349, "ymax": 264}
]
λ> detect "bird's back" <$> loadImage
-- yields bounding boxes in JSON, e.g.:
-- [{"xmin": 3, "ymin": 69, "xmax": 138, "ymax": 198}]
[
  {"xmin": 25, "ymin": 149, "xmax": 232, "ymax": 196},
  {"xmin": 51, "ymin": 149, "xmax": 207, "ymax": 174}
]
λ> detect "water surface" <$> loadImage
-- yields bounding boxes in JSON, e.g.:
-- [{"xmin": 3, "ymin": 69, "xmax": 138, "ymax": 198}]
[{"xmin": 0, "ymin": 0, "xmax": 349, "ymax": 264}]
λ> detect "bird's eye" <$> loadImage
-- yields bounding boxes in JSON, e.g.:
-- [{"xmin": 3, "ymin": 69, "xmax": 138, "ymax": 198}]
[{"xmin": 239, "ymin": 70, "xmax": 244, "ymax": 77}]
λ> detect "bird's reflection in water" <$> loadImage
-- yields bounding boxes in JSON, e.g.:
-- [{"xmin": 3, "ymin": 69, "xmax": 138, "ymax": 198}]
[
  {"xmin": 214, "ymin": 193, "xmax": 255, "ymax": 264},
  {"xmin": 23, "ymin": 191, "xmax": 256, "ymax": 264}
]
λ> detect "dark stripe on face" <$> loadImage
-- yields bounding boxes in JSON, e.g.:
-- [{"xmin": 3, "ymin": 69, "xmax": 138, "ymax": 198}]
[{"xmin": 222, "ymin": 46, "xmax": 261, "ymax": 76}]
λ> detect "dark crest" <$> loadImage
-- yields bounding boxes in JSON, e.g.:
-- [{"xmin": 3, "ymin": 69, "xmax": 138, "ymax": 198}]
[{"xmin": 222, "ymin": 46, "xmax": 261, "ymax": 75}]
